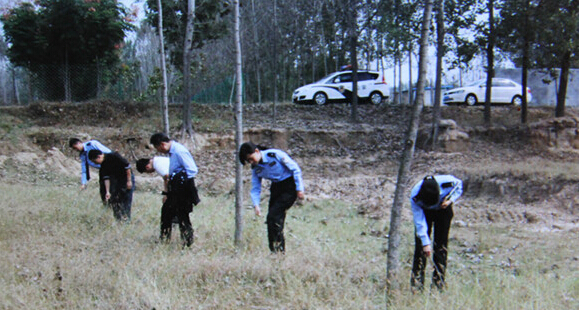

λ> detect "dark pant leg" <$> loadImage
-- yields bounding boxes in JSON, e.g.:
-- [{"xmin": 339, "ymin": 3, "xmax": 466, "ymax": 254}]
[
  {"xmin": 99, "ymin": 177, "xmax": 107, "ymax": 206},
  {"xmin": 177, "ymin": 205, "xmax": 194, "ymax": 247},
  {"xmin": 267, "ymin": 178, "xmax": 297, "ymax": 253},
  {"xmin": 411, "ymin": 213, "xmax": 435, "ymax": 290},
  {"xmin": 432, "ymin": 206, "xmax": 453, "ymax": 289},
  {"xmin": 160, "ymin": 197, "xmax": 176, "ymax": 241}
]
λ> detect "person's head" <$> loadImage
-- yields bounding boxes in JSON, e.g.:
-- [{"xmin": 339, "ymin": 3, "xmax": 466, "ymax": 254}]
[
  {"xmin": 136, "ymin": 158, "xmax": 154, "ymax": 173},
  {"xmin": 150, "ymin": 133, "xmax": 171, "ymax": 154},
  {"xmin": 69, "ymin": 138, "xmax": 84, "ymax": 152},
  {"xmin": 415, "ymin": 175, "xmax": 440, "ymax": 206},
  {"xmin": 239, "ymin": 142, "xmax": 262, "ymax": 165},
  {"xmin": 88, "ymin": 149, "xmax": 104, "ymax": 164}
]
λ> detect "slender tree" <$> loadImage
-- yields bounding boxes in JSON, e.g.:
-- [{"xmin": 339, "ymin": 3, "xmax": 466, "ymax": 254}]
[
  {"xmin": 234, "ymin": 0, "xmax": 244, "ymax": 246},
  {"xmin": 482, "ymin": 0, "xmax": 495, "ymax": 125},
  {"xmin": 181, "ymin": 0, "xmax": 196, "ymax": 137},
  {"xmin": 157, "ymin": 0, "xmax": 170, "ymax": 134},
  {"xmin": 386, "ymin": 0, "xmax": 434, "ymax": 298},
  {"xmin": 431, "ymin": 0, "xmax": 444, "ymax": 150}
]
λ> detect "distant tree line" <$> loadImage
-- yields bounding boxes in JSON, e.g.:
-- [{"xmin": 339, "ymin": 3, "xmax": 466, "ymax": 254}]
[{"xmin": 0, "ymin": 0, "xmax": 577, "ymax": 115}]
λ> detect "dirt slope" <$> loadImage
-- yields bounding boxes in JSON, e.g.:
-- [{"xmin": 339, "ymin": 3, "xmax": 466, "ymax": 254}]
[{"xmin": 1, "ymin": 101, "xmax": 579, "ymax": 232}]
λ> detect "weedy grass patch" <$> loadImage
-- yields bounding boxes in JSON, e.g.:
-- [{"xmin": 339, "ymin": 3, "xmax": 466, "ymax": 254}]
[{"xmin": 0, "ymin": 182, "xmax": 577, "ymax": 309}]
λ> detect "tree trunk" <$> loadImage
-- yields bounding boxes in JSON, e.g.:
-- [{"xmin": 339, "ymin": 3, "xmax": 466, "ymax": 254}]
[
  {"xmin": 398, "ymin": 55, "xmax": 402, "ymax": 105},
  {"xmin": 521, "ymin": 0, "xmax": 530, "ymax": 124},
  {"xmin": 386, "ymin": 0, "xmax": 434, "ymax": 298},
  {"xmin": 64, "ymin": 46, "xmax": 72, "ymax": 102},
  {"xmin": 408, "ymin": 48, "xmax": 413, "ymax": 104},
  {"xmin": 251, "ymin": 0, "xmax": 262, "ymax": 104},
  {"xmin": 158, "ymin": 0, "xmax": 170, "ymax": 134},
  {"xmin": 234, "ymin": 0, "xmax": 244, "ymax": 247},
  {"xmin": 431, "ymin": 0, "xmax": 444, "ymax": 150},
  {"xmin": 12, "ymin": 67, "xmax": 20, "ymax": 105},
  {"xmin": 272, "ymin": 0, "xmax": 278, "ymax": 124},
  {"xmin": 350, "ymin": 13, "xmax": 359, "ymax": 123},
  {"xmin": 555, "ymin": 51, "xmax": 571, "ymax": 117},
  {"xmin": 484, "ymin": 0, "xmax": 494, "ymax": 126},
  {"xmin": 181, "ymin": 0, "xmax": 196, "ymax": 137}
]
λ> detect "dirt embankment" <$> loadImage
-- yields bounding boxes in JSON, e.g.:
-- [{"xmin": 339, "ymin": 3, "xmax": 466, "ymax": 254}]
[{"xmin": 1, "ymin": 101, "xmax": 579, "ymax": 230}]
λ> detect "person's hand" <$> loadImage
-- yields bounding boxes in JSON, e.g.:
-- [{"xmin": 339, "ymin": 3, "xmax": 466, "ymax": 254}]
[
  {"xmin": 80, "ymin": 184, "xmax": 86, "ymax": 190},
  {"xmin": 423, "ymin": 245, "xmax": 432, "ymax": 257},
  {"xmin": 126, "ymin": 181, "xmax": 133, "ymax": 190},
  {"xmin": 296, "ymin": 191, "xmax": 305, "ymax": 200},
  {"xmin": 254, "ymin": 205, "xmax": 261, "ymax": 217},
  {"xmin": 162, "ymin": 196, "xmax": 167, "ymax": 203},
  {"xmin": 105, "ymin": 192, "xmax": 111, "ymax": 201},
  {"xmin": 441, "ymin": 199, "xmax": 452, "ymax": 209}
]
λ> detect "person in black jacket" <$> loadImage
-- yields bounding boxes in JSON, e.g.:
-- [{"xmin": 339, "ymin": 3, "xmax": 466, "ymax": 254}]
[{"xmin": 88, "ymin": 150, "xmax": 134, "ymax": 222}]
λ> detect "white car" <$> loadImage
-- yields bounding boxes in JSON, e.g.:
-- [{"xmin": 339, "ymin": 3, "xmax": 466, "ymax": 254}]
[
  {"xmin": 292, "ymin": 70, "xmax": 390, "ymax": 105},
  {"xmin": 443, "ymin": 78, "xmax": 532, "ymax": 106}
]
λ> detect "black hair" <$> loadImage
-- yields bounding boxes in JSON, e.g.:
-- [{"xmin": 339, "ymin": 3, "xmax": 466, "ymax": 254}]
[
  {"xmin": 88, "ymin": 149, "xmax": 103, "ymax": 161},
  {"xmin": 238, "ymin": 142, "xmax": 269, "ymax": 165},
  {"xmin": 136, "ymin": 158, "xmax": 150, "ymax": 173},
  {"xmin": 415, "ymin": 175, "xmax": 440, "ymax": 206},
  {"xmin": 150, "ymin": 133, "xmax": 170, "ymax": 146},
  {"xmin": 69, "ymin": 138, "xmax": 81, "ymax": 147}
]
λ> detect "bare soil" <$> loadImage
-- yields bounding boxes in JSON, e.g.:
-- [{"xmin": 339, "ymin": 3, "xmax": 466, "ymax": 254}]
[{"xmin": 1, "ymin": 101, "xmax": 579, "ymax": 233}]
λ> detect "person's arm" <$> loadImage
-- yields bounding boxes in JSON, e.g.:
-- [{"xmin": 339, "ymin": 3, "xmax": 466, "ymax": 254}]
[
  {"xmin": 92, "ymin": 140, "xmax": 112, "ymax": 153},
  {"xmin": 126, "ymin": 168, "xmax": 132, "ymax": 190},
  {"xmin": 279, "ymin": 151, "xmax": 305, "ymax": 199},
  {"xmin": 411, "ymin": 198, "xmax": 432, "ymax": 257},
  {"xmin": 104, "ymin": 178, "xmax": 111, "ymax": 201},
  {"xmin": 162, "ymin": 174, "xmax": 169, "ymax": 203},
  {"xmin": 250, "ymin": 171, "xmax": 262, "ymax": 216},
  {"xmin": 440, "ymin": 176, "xmax": 463, "ymax": 209},
  {"xmin": 79, "ymin": 152, "xmax": 88, "ymax": 188},
  {"xmin": 177, "ymin": 148, "xmax": 198, "ymax": 178}
]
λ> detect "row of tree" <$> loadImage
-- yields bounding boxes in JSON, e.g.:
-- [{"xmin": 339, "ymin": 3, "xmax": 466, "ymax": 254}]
[{"xmin": 1, "ymin": 1, "xmax": 577, "ymax": 118}]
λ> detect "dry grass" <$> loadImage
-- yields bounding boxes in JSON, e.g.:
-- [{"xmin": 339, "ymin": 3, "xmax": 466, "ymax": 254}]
[{"xmin": 0, "ymin": 180, "xmax": 577, "ymax": 310}]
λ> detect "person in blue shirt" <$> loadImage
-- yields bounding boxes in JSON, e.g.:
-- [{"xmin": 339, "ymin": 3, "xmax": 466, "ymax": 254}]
[
  {"xmin": 150, "ymin": 133, "xmax": 200, "ymax": 248},
  {"xmin": 69, "ymin": 138, "xmax": 111, "ymax": 203},
  {"xmin": 410, "ymin": 175, "xmax": 463, "ymax": 291},
  {"xmin": 239, "ymin": 142, "xmax": 305, "ymax": 253}
]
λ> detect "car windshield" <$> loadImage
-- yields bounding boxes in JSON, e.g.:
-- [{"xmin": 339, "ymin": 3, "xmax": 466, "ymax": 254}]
[
  {"xmin": 465, "ymin": 80, "xmax": 483, "ymax": 87},
  {"xmin": 315, "ymin": 73, "xmax": 338, "ymax": 84}
]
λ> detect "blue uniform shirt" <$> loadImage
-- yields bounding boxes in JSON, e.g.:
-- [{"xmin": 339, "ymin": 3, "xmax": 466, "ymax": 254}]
[
  {"xmin": 80, "ymin": 140, "xmax": 111, "ymax": 185},
  {"xmin": 168, "ymin": 141, "xmax": 198, "ymax": 179},
  {"xmin": 250, "ymin": 149, "xmax": 304, "ymax": 206},
  {"xmin": 410, "ymin": 175, "xmax": 463, "ymax": 246}
]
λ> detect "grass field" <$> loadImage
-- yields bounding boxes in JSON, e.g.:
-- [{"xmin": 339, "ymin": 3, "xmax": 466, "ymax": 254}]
[{"xmin": 1, "ymin": 179, "xmax": 577, "ymax": 310}]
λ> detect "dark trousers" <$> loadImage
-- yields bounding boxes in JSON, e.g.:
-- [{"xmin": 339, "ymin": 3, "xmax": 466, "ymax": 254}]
[
  {"xmin": 107, "ymin": 172, "xmax": 135, "ymax": 221},
  {"xmin": 160, "ymin": 178, "xmax": 199, "ymax": 247},
  {"xmin": 267, "ymin": 177, "xmax": 297, "ymax": 253},
  {"xmin": 411, "ymin": 206, "xmax": 453, "ymax": 290}
]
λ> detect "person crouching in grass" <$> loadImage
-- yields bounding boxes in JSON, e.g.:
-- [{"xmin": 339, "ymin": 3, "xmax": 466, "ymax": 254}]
[{"xmin": 88, "ymin": 150, "xmax": 134, "ymax": 222}]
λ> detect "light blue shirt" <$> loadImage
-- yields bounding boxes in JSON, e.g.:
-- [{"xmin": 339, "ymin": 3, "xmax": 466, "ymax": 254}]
[
  {"xmin": 251, "ymin": 149, "xmax": 304, "ymax": 206},
  {"xmin": 80, "ymin": 140, "xmax": 111, "ymax": 185},
  {"xmin": 168, "ymin": 141, "xmax": 198, "ymax": 179},
  {"xmin": 410, "ymin": 175, "xmax": 463, "ymax": 246}
]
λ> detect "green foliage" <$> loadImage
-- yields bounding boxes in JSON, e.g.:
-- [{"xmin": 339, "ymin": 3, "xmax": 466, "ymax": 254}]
[
  {"xmin": 2, "ymin": 0, "xmax": 133, "ymax": 68},
  {"xmin": 145, "ymin": 0, "xmax": 231, "ymax": 69}
]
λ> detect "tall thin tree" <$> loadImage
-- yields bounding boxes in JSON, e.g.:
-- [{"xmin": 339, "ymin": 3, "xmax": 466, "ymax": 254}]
[
  {"xmin": 386, "ymin": 0, "xmax": 434, "ymax": 300},
  {"xmin": 484, "ymin": 0, "xmax": 494, "ymax": 125},
  {"xmin": 157, "ymin": 0, "xmax": 170, "ymax": 135},
  {"xmin": 233, "ymin": 0, "xmax": 244, "ymax": 246},
  {"xmin": 431, "ymin": 0, "xmax": 444, "ymax": 150},
  {"xmin": 182, "ymin": 0, "xmax": 196, "ymax": 137}
]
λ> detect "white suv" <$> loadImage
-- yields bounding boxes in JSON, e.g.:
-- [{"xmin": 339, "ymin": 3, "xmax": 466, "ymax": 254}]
[{"xmin": 292, "ymin": 70, "xmax": 390, "ymax": 105}]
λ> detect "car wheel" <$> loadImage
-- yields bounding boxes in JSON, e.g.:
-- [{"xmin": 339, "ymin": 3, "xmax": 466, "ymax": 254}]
[
  {"xmin": 369, "ymin": 92, "xmax": 383, "ymax": 105},
  {"xmin": 511, "ymin": 95, "xmax": 522, "ymax": 106},
  {"xmin": 465, "ymin": 94, "xmax": 477, "ymax": 106},
  {"xmin": 314, "ymin": 92, "xmax": 328, "ymax": 105}
]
